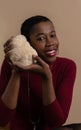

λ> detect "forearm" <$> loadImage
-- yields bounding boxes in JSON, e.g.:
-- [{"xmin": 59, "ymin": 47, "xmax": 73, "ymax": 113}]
[
  {"xmin": 1, "ymin": 69, "xmax": 20, "ymax": 109},
  {"xmin": 42, "ymin": 73, "xmax": 56, "ymax": 106}
]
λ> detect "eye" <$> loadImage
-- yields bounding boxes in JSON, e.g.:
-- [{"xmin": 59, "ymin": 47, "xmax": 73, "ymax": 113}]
[
  {"xmin": 50, "ymin": 33, "xmax": 56, "ymax": 38},
  {"xmin": 37, "ymin": 36, "xmax": 46, "ymax": 41}
]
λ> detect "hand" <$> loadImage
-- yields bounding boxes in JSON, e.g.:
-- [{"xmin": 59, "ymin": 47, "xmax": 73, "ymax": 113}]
[
  {"xmin": 13, "ymin": 56, "xmax": 52, "ymax": 79},
  {"xmin": 4, "ymin": 36, "xmax": 14, "ymax": 65}
]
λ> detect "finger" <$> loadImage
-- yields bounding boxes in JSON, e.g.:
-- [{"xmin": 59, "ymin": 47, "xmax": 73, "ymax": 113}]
[
  {"xmin": 4, "ymin": 44, "xmax": 14, "ymax": 53},
  {"xmin": 6, "ymin": 50, "xmax": 13, "ymax": 57},
  {"xmin": 5, "ymin": 54, "xmax": 13, "ymax": 65},
  {"xmin": 4, "ymin": 46, "xmax": 10, "ymax": 53},
  {"xmin": 33, "ymin": 56, "xmax": 49, "ymax": 67},
  {"xmin": 4, "ymin": 36, "xmax": 13, "ymax": 47},
  {"xmin": 13, "ymin": 62, "xmax": 43, "ymax": 74},
  {"xmin": 13, "ymin": 61, "xmax": 38, "ymax": 70}
]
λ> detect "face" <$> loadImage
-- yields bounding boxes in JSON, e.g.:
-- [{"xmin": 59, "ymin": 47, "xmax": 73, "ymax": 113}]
[{"xmin": 29, "ymin": 21, "xmax": 59, "ymax": 63}]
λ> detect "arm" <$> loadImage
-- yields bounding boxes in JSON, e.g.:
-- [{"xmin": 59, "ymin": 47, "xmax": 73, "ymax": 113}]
[
  {"xmin": 13, "ymin": 56, "xmax": 76, "ymax": 127},
  {"xmin": 0, "ymin": 59, "xmax": 20, "ymax": 126},
  {"xmin": 25, "ymin": 57, "xmax": 76, "ymax": 127},
  {"xmin": 14, "ymin": 56, "xmax": 56, "ymax": 105},
  {"xmin": 43, "ymin": 60, "xmax": 76, "ymax": 127},
  {"xmin": 41, "ymin": 65, "xmax": 56, "ymax": 105},
  {"xmin": 1, "ymin": 68, "xmax": 20, "ymax": 109}
]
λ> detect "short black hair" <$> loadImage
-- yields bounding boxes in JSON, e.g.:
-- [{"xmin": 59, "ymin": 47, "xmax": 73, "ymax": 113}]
[{"xmin": 21, "ymin": 15, "xmax": 52, "ymax": 42}]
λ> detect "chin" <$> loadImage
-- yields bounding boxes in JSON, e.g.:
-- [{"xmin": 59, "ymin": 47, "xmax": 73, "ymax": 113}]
[{"xmin": 44, "ymin": 56, "xmax": 57, "ymax": 64}]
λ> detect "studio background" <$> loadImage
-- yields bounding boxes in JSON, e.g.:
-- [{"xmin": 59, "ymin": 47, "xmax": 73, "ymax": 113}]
[{"xmin": 0, "ymin": 0, "xmax": 81, "ymax": 125}]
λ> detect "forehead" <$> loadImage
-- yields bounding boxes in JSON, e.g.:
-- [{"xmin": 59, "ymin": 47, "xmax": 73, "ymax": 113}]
[{"xmin": 31, "ymin": 21, "xmax": 55, "ymax": 34}]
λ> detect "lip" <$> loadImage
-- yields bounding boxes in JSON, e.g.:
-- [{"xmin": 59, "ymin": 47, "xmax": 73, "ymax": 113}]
[{"xmin": 45, "ymin": 49, "xmax": 57, "ymax": 57}]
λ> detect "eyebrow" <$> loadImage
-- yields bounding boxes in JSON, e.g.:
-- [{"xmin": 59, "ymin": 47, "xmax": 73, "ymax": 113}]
[{"xmin": 36, "ymin": 31, "xmax": 56, "ymax": 37}]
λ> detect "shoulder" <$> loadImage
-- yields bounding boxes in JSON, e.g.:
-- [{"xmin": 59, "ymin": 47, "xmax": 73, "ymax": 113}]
[
  {"xmin": 53, "ymin": 57, "xmax": 77, "ymax": 76},
  {"xmin": 54, "ymin": 57, "xmax": 77, "ymax": 81},
  {"xmin": 56, "ymin": 57, "xmax": 76, "ymax": 68}
]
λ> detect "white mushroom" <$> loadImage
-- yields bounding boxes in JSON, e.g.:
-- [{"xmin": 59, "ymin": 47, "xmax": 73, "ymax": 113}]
[{"xmin": 10, "ymin": 35, "xmax": 38, "ymax": 66}]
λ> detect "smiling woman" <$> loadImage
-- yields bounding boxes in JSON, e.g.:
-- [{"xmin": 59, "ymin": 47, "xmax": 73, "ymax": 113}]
[
  {"xmin": 20, "ymin": 16, "xmax": 59, "ymax": 64},
  {"xmin": 0, "ymin": 15, "xmax": 77, "ymax": 130}
]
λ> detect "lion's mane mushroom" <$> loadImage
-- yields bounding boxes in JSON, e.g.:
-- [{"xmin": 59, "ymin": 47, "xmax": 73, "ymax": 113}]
[{"xmin": 10, "ymin": 35, "xmax": 38, "ymax": 66}]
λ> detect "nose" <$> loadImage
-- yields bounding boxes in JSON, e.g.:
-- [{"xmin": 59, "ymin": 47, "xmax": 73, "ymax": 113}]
[{"xmin": 46, "ymin": 37, "xmax": 53, "ymax": 47}]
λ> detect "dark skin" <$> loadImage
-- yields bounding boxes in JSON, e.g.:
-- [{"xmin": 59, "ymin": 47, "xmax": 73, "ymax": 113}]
[
  {"xmin": 2, "ymin": 21, "xmax": 59, "ymax": 109},
  {"xmin": 29, "ymin": 21, "xmax": 59, "ymax": 63},
  {"xmin": 2, "ymin": 21, "xmax": 80, "ymax": 130},
  {"xmin": 12, "ymin": 21, "xmax": 59, "ymax": 76}
]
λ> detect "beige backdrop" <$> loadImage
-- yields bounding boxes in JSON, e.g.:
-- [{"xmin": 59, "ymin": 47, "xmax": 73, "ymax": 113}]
[{"xmin": 0, "ymin": 0, "xmax": 81, "ymax": 125}]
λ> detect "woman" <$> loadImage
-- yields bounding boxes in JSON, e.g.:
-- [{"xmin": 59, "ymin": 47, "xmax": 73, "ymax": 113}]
[{"xmin": 0, "ymin": 15, "xmax": 77, "ymax": 130}]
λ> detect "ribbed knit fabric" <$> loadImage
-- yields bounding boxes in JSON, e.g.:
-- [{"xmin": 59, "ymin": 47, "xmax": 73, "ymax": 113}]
[{"xmin": 0, "ymin": 57, "xmax": 76, "ymax": 130}]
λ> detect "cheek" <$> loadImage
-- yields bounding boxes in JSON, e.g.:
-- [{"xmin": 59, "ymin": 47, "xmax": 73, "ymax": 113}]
[
  {"xmin": 53, "ymin": 39, "xmax": 59, "ymax": 47},
  {"xmin": 35, "ymin": 46, "xmax": 43, "ymax": 53},
  {"xmin": 56, "ymin": 38, "xmax": 59, "ymax": 45},
  {"xmin": 34, "ymin": 43, "xmax": 45, "ymax": 51},
  {"xmin": 29, "ymin": 39, "xmax": 45, "ymax": 52},
  {"xmin": 35, "ymin": 46, "xmax": 45, "ymax": 56}
]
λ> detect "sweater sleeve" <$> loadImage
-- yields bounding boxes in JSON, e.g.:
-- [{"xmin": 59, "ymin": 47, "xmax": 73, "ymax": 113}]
[
  {"xmin": 0, "ymin": 59, "xmax": 16, "ymax": 126},
  {"xmin": 43, "ymin": 59, "xmax": 76, "ymax": 127}
]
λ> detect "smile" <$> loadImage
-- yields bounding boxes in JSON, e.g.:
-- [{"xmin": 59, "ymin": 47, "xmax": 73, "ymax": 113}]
[{"xmin": 45, "ymin": 50, "xmax": 56, "ymax": 57}]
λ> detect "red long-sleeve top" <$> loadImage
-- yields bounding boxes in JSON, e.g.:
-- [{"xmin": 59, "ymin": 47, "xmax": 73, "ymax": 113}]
[{"xmin": 0, "ymin": 57, "xmax": 76, "ymax": 130}]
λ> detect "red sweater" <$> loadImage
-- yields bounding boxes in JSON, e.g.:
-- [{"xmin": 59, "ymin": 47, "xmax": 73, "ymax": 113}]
[{"xmin": 0, "ymin": 57, "xmax": 76, "ymax": 130}]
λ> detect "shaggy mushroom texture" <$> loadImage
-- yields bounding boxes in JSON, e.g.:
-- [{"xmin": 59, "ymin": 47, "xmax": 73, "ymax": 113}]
[{"xmin": 10, "ymin": 35, "xmax": 38, "ymax": 66}]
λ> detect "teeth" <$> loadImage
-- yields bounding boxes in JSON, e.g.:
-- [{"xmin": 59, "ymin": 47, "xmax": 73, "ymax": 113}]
[
  {"xmin": 45, "ymin": 50, "xmax": 56, "ymax": 56},
  {"xmin": 46, "ymin": 50, "xmax": 55, "ymax": 54}
]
